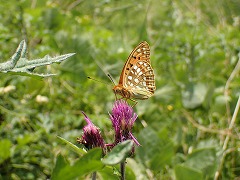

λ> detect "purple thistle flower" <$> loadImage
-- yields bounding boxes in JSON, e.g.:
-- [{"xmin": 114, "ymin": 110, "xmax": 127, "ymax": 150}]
[
  {"xmin": 77, "ymin": 111, "xmax": 105, "ymax": 151},
  {"xmin": 110, "ymin": 100, "xmax": 140, "ymax": 146}
]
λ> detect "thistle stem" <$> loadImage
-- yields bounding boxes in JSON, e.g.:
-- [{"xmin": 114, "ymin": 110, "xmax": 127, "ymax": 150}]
[
  {"xmin": 92, "ymin": 172, "xmax": 96, "ymax": 180},
  {"xmin": 120, "ymin": 161, "xmax": 126, "ymax": 180}
]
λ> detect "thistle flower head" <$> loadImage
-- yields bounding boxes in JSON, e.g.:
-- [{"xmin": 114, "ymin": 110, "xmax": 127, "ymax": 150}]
[
  {"xmin": 110, "ymin": 100, "xmax": 140, "ymax": 146},
  {"xmin": 77, "ymin": 111, "xmax": 105, "ymax": 151}
]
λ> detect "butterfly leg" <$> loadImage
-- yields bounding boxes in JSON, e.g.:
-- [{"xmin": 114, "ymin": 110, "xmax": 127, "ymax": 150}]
[
  {"xmin": 114, "ymin": 94, "xmax": 125, "ymax": 101},
  {"xmin": 119, "ymin": 97, "xmax": 137, "ymax": 107},
  {"xmin": 113, "ymin": 95, "xmax": 137, "ymax": 107},
  {"xmin": 129, "ymin": 99, "xmax": 138, "ymax": 107},
  {"xmin": 114, "ymin": 91, "xmax": 118, "ymax": 100}
]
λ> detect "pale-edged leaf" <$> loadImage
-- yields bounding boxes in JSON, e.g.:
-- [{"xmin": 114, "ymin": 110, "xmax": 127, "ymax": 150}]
[
  {"xmin": 0, "ymin": 40, "xmax": 75, "ymax": 78},
  {"xmin": 102, "ymin": 140, "xmax": 133, "ymax": 165}
]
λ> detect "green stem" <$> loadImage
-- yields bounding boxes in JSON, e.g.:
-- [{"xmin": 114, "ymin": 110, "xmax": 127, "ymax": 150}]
[
  {"xmin": 120, "ymin": 161, "xmax": 126, "ymax": 180},
  {"xmin": 92, "ymin": 172, "xmax": 96, "ymax": 180}
]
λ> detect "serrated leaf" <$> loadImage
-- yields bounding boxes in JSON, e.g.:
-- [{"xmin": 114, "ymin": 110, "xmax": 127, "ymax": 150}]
[
  {"xmin": 7, "ymin": 71, "xmax": 56, "ymax": 79},
  {"xmin": 102, "ymin": 140, "xmax": 133, "ymax": 165},
  {"xmin": 52, "ymin": 148, "xmax": 103, "ymax": 180},
  {"xmin": 0, "ymin": 40, "xmax": 25, "ymax": 70},
  {"xmin": 13, "ymin": 54, "xmax": 75, "ymax": 70},
  {"xmin": 57, "ymin": 136, "xmax": 86, "ymax": 156},
  {"xmin": 0, "ymin": 40, "xmax": 75, "ymax": 77}
]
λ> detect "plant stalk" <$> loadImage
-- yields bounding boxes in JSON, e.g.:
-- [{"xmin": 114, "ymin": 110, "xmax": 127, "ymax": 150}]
[
  {"xmin": 120, "ymin": 161, "xmax": 126, "ymax": 180},
  {"xmin": 92, "ymin": 172, "xmax": 96, "ymax": 180}
]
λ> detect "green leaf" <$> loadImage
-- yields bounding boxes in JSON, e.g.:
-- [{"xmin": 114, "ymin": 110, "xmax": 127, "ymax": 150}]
[
  {"xmin": 102, "ymin": 140, "xmax": 133, "ymax": 165},
  {"xmin": 136, "ymin": 127, "xmax": 161, "ymax": 165},
  {"xmin": 52, "ymin": 148, "xmax": 103, "ymax": 180},
  {"xmin": 184, "ymin": 148, "xmax": 217, "ymax": 177},
  {"xmin": 127, "ymin": 158, "xmax": 149, "ymax": 179},
  {"xmin": 51, "ymin": 154, "xmax": 68, "ymax": 180},
  {"xmin": 175, "ymin": 164, "xmax": 204, "ymax": 180},
  {"xmin": 0, "ymin": 40, "xmax": 75, "ymax": 78},
  {"xmin": 57, "ymin": 136, "xmax": 86, "ymax": 156},
  {"xmin": 182, "ymin": 83, "xmax": 208, "ymax": 109},
  {"xmin": 149, "ymin": 141, "xmax": 174, "ymax": 170},
  {"xmin": 136, "ymin": 127, "xmax": 174, "ymax": 170},
  {"xmin": 17, "ymin": 132, "xmax": 41, "ymax": 143},
  {"xmin": 0, "ymin": 139, "xmax": 12, "ymax": 164},
  {"xmin": 125, "ymin": 164, "xmax": 136, "ymax": 180},
  {"xmin": 98, "ymin": 166, "xmax": 119, "ymax": 179},
  {"xmin": 0, "ymin": 40, "xmax": 25, "ymax": 70}
]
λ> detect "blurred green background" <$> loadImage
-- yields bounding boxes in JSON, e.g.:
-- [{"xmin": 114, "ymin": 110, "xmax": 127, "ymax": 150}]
[{"xmin": 0, "ymin": 0, "xmax": 240, "ymax": 179}]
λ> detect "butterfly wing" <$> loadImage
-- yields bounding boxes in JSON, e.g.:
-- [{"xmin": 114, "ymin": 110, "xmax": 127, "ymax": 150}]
[
  {"xmin": 119, "ymin": 41, "xmax": 156, "ymax": 99},
  {"xmin": 119, "ymin": 41, "xmax": 150, "ymax": 84}
]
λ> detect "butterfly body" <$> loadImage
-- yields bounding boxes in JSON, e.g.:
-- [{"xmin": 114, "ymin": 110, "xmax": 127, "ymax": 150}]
[{"xmin": 113, "ymin": 41, "xmax": 156, "ymax": 101}]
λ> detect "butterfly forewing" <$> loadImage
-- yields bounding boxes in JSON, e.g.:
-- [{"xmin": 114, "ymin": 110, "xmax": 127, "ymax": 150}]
[
  {"xmin": 113, "ymin": 41, "xmax": 156, "ymax": 100},
  {"xmin": 119, "ymin": 42, "xmax": 150, "ymax": 84}
]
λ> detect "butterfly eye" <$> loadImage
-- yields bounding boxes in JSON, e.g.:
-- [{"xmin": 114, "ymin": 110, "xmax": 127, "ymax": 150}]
[{"xmin": 113, "ymin": 86, "xmax": 120, "ymax": 93}]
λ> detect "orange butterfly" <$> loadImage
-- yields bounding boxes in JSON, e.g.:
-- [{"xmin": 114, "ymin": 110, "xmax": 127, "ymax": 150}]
[{"xmin": 113, "ymin": 41, "xmax": 156, "ymax": 101}]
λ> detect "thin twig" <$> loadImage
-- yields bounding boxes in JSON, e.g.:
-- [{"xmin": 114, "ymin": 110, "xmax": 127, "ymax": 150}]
[
  {"xmin": 60, "ymin": 80, "xmax": 76, "ymax": 94},
  {"xmin": 214, "ymin": 95, "xmax": 240, "ymax": 180},
  {"xmin": 214, "ymin": 147, "xmax": 240, "ymax": 180},
  {"xmin": 0, "ymin": 104, "xmax": 22, "ymax": 117},
  {"xmin": 31, "ymin": 0, "xmax": 37, "ymax": 8},
  {"xmin": 214, "ymin": 53, "xmax": 240, "ymax": 180},
  {"xmin": 223, "ymin": 96, "xmax": 240, "ymax": 149},
  {"xmin": 224, "ymin": 53, "xmax": 240, "ymax": 123},
  {"xmin": 67, "ymin": 0, "xmax": 84, "ymax": 11},
  {"xmin": 182, "ymin": 110, "xmax": 234, "ymax": 137}
]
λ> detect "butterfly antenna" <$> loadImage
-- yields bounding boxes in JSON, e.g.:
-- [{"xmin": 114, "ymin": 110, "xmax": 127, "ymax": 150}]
[
  {"xmin": 90, "ymin": 54, "xmax": 117, "ymax": 85},
  {"xmin": 87, "ymin": 76, "xmax": 111, "ymax": 86},
  {"xmin": 107, "ymin": 74, "xmax": 116, "ymax": 85},
  {"xmin": 90, "ymin": 53, "xmax": 118, "ymax": 99},
  {"xmin": 107, "ymin": 74, "xmax": 118, "ymax": 100}
]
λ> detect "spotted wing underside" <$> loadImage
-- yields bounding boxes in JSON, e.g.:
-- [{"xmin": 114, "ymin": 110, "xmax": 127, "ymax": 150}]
[{"xmin": 119, "ymin": 41, "xmax": 155, "ymax": 96}]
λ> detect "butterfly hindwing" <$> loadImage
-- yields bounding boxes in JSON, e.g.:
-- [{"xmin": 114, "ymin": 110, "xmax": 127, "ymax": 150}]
[{"xmin": 113, "ymin": 41, "xmax": 155, "ymax": 100}]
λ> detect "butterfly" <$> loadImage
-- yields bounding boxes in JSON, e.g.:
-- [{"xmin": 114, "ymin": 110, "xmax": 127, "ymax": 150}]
[{"xmin": 113, "ymin": 41, "xmax": 156, "ymax": 102}]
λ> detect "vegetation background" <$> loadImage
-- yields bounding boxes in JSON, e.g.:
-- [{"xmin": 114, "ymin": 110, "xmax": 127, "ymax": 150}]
[{"xmin": 0, "ymin": 0, "xmax": 240, "ymax": 179}]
